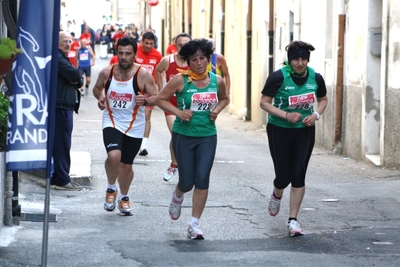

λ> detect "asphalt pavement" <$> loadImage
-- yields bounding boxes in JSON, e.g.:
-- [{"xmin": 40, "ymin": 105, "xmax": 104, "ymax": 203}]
[{"xmin": 1, "ymin": 49, "xmax": 400, "ymax": 267}]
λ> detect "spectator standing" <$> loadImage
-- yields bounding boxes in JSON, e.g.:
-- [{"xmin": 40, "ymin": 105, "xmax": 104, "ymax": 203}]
[
  {"xmin": 99, "ymin": 30, "xmax": 110, "ymax": 59},
  {"xmin": 50, "ymin": 31, "xmax": 83, "ymax": 191},
  {"xmin": 135, "ymin": 31, "xmax": 162, "ymax": 156}
]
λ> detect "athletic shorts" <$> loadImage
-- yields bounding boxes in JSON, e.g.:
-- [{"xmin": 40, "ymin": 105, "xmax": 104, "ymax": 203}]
[
  {"xmin": 164, "ymin": 95, "xmax": 177, "ymax": 116},
  {"xmin": 79, "ymin": 66, "xmax": 91, "ymax": 77},
  {"xmin": 102, "ymin": 127, "xmax": 142, "ymax": 164}
]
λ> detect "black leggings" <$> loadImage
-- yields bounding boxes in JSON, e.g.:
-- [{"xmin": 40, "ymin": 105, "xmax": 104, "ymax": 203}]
[
  {"xmin": 172, "ymin": 132, "xmax": 217, "ymax": 192},
  {"xmin": 267, "ymin": 123, "xmax": 315, "ymax": 189}
]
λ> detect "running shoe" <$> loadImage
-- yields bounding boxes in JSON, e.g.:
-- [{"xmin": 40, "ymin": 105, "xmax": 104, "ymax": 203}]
[
  {"xmin": 163, "ymin": 166, "xmax": 178, "ymax": 182},
  {"xmin": 118, "ymin": 196, "xmax": 133, "ymax": 216},
  {"xmin": 104, "ymin": 188, "xmax": 117, "ymax": 211},
  {"xmin": 268, "ymin": 194, "xmax": 281, "ymax": 216},
  {"xmin": 79, "ymin": 88, "xmax": 85, "ymax": 96},
  {"xmin": 187, "ymin": 223, "xmax": 204, "ymax": 240},
  {"xmin": 287, "ymin": 219, "xmax": 303, "ymax": 237},
  {"xmin": 169, "ymin": 192, "xmax": 183, "ymax": 220},
  {"xmin": 139, "ymin": 149, "xmax": 148, "ymax": 156}
]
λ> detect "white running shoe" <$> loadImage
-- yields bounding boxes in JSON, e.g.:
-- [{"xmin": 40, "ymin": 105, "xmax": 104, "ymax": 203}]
[
  {"xmin": 268, "ymin": 194, "xmax": 281, "ymax": 216},
  {"xmin": 163, "ymin": 166, "xmax": 178, "ymax": 182},
  {"xmin": 118, "ymin": 196, "xmax": 133, "ymax": 216},
  {"xmin": 104, "ymin": 188, "xmax": 117, "ymax": 212},
  {"xmin": 169, "ymin": 192, "xmax": 183, "ymax": 220},
  {"xmin": 187, "ymin": 223, "xmax": 204, "ymax": 240},
  {"xmin": 287, "ymin": 219, "xmax": 303, "ymax": 237}
]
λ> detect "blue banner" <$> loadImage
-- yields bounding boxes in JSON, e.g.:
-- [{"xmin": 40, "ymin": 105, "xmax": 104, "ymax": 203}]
[{"xmin": 6, "ymin": 0, "xmax": 60, "ymax": 176}]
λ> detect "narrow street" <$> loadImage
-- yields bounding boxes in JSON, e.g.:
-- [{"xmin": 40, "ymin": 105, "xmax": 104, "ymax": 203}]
[{"xmin": 0, "ymin": 49, "xmax": 399, "ymax": 267}]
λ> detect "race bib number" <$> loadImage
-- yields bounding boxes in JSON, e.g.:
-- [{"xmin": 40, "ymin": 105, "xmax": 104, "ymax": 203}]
[
  {"xmin": 79, "ymin": 53, "xmax": 89, "ymax": 61},
  {"xmin": 68, "ymin": 51, "xmax": 76, "ymax": 58},
  {"xmin": 288, "ymin": 92, "xmax": 315, "ymax": 110},
  {"xmin": 190, "ymin": 92, "xmax": 218, "ymax": 111},
  {"xmin": 142, "ymin": 64, "xmax": 154, "ymax": 74},
  {"xmin": 109, "ymin": 89, "xmax": 134, "ymax": 109}
]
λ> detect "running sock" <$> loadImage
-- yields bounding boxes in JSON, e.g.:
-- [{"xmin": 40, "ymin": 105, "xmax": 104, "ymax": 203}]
[
  {"xmin": 85, "ymin": 84, "xmax": 89, "ymax": 89},
  {"xmin": 273, "ymin": 192, "xmax": 282, "ymax": 199},
  {"xmin": 288, "ymin": 217, "xmax": 297, "ymax": 222},
  {"xmin": 170, "ymin": 163, "xmax": 177, "ymax": 169},
  {"xmin": 119, "ymin": 194, "xmax": 129, "ymax": 200},
  {"xmin": 108, "ymin": 183, "xmax": 117, "ymax": 191},
  {"xmin": 141, "ymin": 137, "xmax": 148, "ymax": 150},
  {"xmin": 173, "ymin": 191, "xmax": 183, "ymax": 202},
  {"xmin": 190, "ymin": 216, "xmax": 200, "ymax": 226}
]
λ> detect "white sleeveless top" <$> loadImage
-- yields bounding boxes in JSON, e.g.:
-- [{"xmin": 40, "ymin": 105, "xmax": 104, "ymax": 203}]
[{"xmin": 102, "ymin": 67, "xmax": 145, "ymax": 138}]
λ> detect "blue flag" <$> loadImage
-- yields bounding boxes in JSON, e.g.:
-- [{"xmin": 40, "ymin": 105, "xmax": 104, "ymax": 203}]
[{"xmin": 6, "ymin": 0, "xmax": 60, "ymax": 177}]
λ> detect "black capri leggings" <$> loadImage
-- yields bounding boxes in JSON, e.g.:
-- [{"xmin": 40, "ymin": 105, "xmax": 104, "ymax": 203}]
[
  {"xmin": 267, "ymin": 123, "xmax": 315, "ymax": 189},
  {"xmin": 172, "ymin": 132, "xmax": 217, "ymax": 192}
]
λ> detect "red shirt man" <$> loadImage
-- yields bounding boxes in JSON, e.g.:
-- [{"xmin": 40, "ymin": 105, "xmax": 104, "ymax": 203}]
[
  {"xmin": 67, "ymin": 34, "xmax": 80, "ymax": 67},
  {"xmin": 113, "ymin": 29, "xmax": 125, "ymax": 51},
  {"xmin": 134, "ymin": 32, "xmax": 162, "ymax": 83},
  {"xmin": 134, "ymin": 31, "xmax": 162, "ymax": 157}
]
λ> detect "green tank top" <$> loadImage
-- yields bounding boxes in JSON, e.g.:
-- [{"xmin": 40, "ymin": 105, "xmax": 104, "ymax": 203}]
[
  {"xmin": 268, "ymin": 66, "xmax": 318, "ymax": 128},
  {"xmin": 173, "ymin": 73, "xmax": 219, "ymax": 137}
]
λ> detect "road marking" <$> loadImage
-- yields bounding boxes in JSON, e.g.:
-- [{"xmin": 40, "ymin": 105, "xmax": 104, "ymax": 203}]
[{"xmin": 373, "ymin": 242, "xmax": 393, "ymax": 245}]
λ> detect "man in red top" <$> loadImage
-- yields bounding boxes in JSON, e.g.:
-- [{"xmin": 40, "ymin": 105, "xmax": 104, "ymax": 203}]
[
  {"xmin": 67, "ymin": 32, "xmax": 80, "ymax": 67},
  {"xmin": 135, "ymin": 31, "xmax": 162, "ymax": 156},
  {"xmin": 155, "ymin": 33, "xmax": 191, "ymax": 181},
  {"xmin": 113, "ymin": 28, "xmax": 125, "ymax": 55},
  {"xmin": 166, "ymin": 36, "xmax": 177, "ymax": 55},
  {"xmin": 79, "ymin": 26, "xmax": 92, "ymax": 46}
]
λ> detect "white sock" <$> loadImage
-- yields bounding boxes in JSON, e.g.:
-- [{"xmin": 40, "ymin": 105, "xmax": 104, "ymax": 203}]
[
  {"xmin": 173, "ymin": 191, "xmax": 184, "ymax": 202},
  {"xmin": 141, "ymin": 137, "xmax": 148, "ymax": 150},
  {"xmin": 190, "ymin": 217, "xmax": 200, "ymax": 226},
  {"xmin": 108, "ymin": 183, "xmax": 117, "ymax": 191},
  {"xmin": 119, "ymin": 194, "xmax": 129, "ymax": 200}
]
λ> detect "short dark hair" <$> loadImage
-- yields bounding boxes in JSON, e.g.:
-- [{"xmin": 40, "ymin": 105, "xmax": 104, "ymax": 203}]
[
  {"xmin": 285, "ymin": 41, "xmax": 315, "ymax": 63},
  {"xmin": 178, "ymin": 38, "xmax": 213, "ymax": 65},
  {"xmin": 174, "ymin": 33, "xmax": 192, "ymax": 44},
  {"xmin": 116, "ymin": 36, "xmax": 138, "ymax": 54},
  {"xmin": 142, "ymin": 31, "xmax": 155, "ymax": 41}
]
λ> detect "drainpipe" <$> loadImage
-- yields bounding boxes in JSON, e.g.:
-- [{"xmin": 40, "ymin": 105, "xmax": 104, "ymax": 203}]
[
  {"xmin": 334, "ymin": 14, "xmax": 345, "ymax": 150},
  {"xmin": 268, "ymin": 0, "xmax": 274, "ymax": 74}
]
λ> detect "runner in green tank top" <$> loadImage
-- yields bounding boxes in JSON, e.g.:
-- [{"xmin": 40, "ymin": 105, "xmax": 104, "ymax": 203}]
[
  {"xmin": 156, "ymin": 38, "xmax": 229, "ymax": 240},
  {"xmin": 260, "ymin": 41, "xmax": 328, "ymax": 237}
]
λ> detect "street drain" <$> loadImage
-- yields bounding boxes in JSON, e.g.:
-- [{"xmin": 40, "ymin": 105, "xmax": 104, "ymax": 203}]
[{"xmin": 20, "ymin": 213, "xmax": 58, "ymax": 222}]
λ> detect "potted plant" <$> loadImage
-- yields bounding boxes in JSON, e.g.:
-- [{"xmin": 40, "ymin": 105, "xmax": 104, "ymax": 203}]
[
  {"xmin": 0, "ymin": 37, "xmax": 21, "ymax": 149},
  {"xmin": 0, "ymin": 37, "xmax": 23, "ymax": 75},
  {"xmin": 0, "ymin": 91, "xmax": 9, "ymax": 150}
]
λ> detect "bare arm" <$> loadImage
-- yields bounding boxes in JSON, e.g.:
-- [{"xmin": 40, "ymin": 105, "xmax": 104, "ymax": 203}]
[
  {"xmin": 156, "ymin": 74, "xmax": 192, "ymax": 121},
  {"xmin": 260, "ymin": 95, "xmax": 292, "ymax": 120},
  {"xmin": 136, "ymin": 67, "xmax": 158, "ymax": 106},
  {"xmin": 218, "ymin": 55, "xmax": 231, "ymax": 100},
  {"xmin": 89, "ymin": 46, "xmax": 95, "ymax": 66},
  {"xmin": 210, "ymin": 76, "xmax": 229, "ymax": 120},
  {"xmin": 155, "ymin": 56, "xmax": 169, "ymax": 92},
  {"xmin": 92, "ymin": 67, "xmax": 111, "ymax": 110},
  {"xmin": 302, "ymin": 95, "xmax": 328, "ymax": 125}
]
